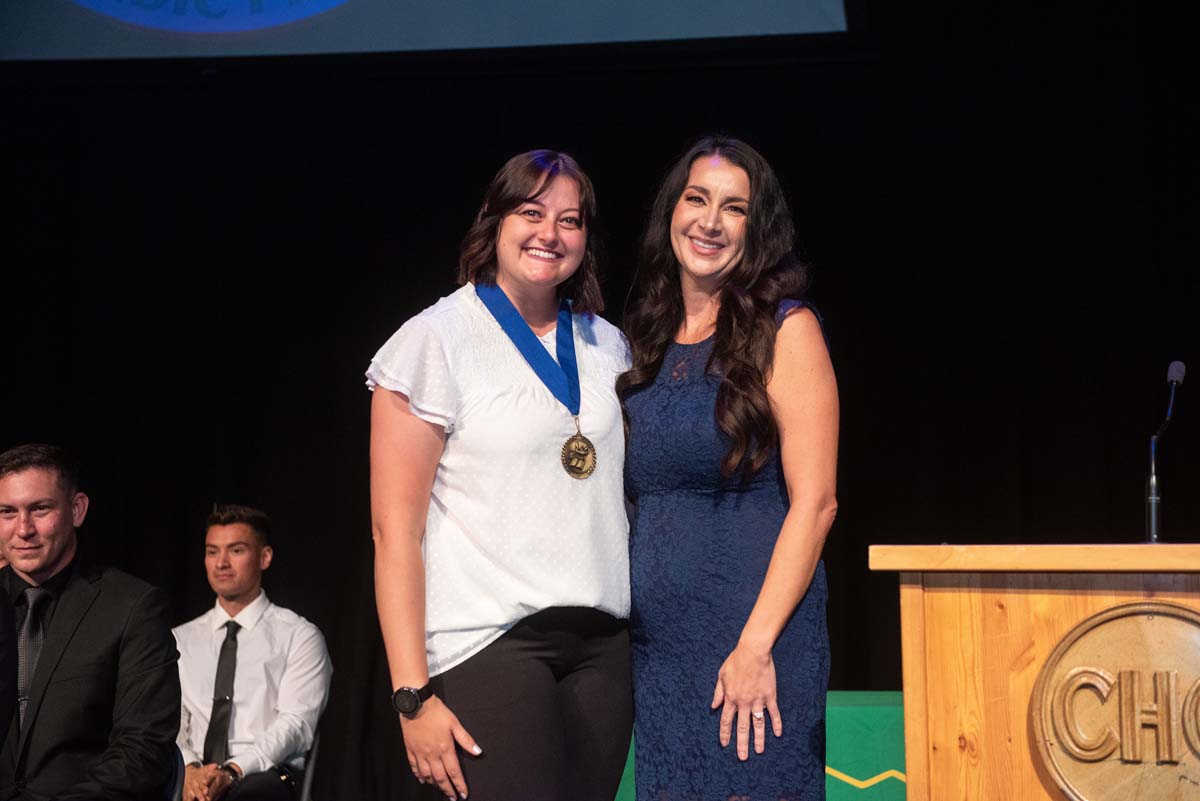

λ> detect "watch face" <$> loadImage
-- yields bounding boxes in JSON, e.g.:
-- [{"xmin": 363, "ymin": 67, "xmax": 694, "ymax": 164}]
[{"xmin": 392, "ymin": 687, "xmax": 420, "ymax": 715}]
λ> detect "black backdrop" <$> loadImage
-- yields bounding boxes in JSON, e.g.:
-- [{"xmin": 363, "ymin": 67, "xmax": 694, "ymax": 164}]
[{"xmin": 2, "ymin": 2, "xmax": 1196, "ymax": 798}]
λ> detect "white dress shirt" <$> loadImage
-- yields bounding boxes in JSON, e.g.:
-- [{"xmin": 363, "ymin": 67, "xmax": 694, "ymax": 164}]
[
  {"xmin": 174, "ymin": 591, "xmax": 332, "ymax": 774},
  {"xmin": 365, "ymin": 283, "xmax": 631, "ymax": 676}
]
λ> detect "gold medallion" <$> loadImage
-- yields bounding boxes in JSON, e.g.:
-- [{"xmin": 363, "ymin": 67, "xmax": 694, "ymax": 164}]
[{"xmin": 561, "ymin": 417, "xmax": 597, "ymax": 479}]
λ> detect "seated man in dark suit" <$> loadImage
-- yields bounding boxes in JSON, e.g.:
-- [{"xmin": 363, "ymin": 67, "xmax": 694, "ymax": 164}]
[
  {"xmin": 175, "ymin": 505, "xmax": 331, "ymax": 801},
  {"xmin": 0, "ymin": 443, "xmax": 181, "ymax": 801}
]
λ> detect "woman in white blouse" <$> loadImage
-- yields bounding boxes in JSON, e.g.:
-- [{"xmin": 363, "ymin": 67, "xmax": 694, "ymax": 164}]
[{"xmin": 367, "ymin": 150, "xmax": 631, "ymax": 801}]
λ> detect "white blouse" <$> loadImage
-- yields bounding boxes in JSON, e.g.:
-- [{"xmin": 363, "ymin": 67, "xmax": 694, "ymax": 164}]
[{"xmin": 366, "ymin": 283, "xmax": 631, "ymax": 676}]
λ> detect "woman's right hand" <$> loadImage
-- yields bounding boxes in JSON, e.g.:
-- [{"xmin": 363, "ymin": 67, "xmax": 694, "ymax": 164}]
[{"xmin": 400, "ymin": 695, "xmax": 483, "ymax": 800}]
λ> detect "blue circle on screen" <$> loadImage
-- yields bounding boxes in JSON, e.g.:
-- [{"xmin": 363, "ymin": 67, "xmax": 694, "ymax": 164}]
[{"xmin": 70, "ymin": 0, "xmax": 350, "ymax": 34}]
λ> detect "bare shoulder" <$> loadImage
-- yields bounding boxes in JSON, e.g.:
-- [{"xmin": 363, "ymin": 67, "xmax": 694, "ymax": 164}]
[
  {"xmin": 768, "ymin": 305, "xmax": 836, "ymax": 413},
  {"xmin": 769, "ymin": 306, "xmax": 838, "ymax": 450},
  {"xmin": 773, "ymin": 306, "xmax": 829, "ymax": 367}
]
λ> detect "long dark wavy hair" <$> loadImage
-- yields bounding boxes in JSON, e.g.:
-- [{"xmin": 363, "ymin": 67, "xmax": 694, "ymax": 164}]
[
  {"xmin": 617, "ymin": 136, "xmax": 809, "ymax": 479},
  {"xmin": 458, "ymin": 149, "xmax": 604, "ymax": 314}
]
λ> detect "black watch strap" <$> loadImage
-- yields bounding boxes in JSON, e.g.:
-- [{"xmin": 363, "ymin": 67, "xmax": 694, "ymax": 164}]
[{"xmin": 390, "ymin": 683, "xmax": 433, "ymax": 715}]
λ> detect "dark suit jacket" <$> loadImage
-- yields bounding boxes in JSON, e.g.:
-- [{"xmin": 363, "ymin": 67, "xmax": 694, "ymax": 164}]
[
  {"xmin": 0, "ymin": 596, "xmax": 14, "ymax": 752},
  {"xmin": 0, "ymin": 564, "xmax": 181, "ymax": 801}
]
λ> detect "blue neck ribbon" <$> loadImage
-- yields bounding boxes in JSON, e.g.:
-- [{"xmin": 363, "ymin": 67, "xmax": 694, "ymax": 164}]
[{"xmin": 475, "ymin": 282, "xmax": 580, "ymax": 416}]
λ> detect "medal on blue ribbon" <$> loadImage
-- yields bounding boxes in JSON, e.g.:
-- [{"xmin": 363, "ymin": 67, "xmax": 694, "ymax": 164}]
[{"xmin": 475, "ymin": 282, "xmax": 597, "ymax": 479}]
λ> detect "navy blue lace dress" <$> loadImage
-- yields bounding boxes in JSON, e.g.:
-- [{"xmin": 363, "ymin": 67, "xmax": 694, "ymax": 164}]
[{"xmin": 625, "ymin": 311, "xmax": 829, "ymax": 801}]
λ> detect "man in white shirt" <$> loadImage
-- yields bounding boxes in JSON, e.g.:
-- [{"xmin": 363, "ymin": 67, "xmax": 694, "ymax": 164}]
[{"xmin": 175, "ymin": 505, "xmax": 332, "ymax": 801}]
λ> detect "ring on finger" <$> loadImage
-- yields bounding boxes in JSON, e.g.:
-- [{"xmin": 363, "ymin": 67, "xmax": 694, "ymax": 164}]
[{"xmin": 752, "ymin": 710, "xmax": 765, "ymax": 721}]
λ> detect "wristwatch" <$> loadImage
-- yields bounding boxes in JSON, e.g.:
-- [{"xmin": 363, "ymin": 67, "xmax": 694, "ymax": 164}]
[{"xmin": 390, "ymin": 683, "xmax": 433, "ymax": 716}]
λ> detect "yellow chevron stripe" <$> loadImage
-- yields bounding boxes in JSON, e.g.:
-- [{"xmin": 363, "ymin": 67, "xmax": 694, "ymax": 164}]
[{"xmin": 825, "ymin": 765, "xmax": 907, "ymax": 789}]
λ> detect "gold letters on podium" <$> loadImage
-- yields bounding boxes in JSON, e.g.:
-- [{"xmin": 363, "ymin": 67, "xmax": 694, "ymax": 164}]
[{"xmin": 1031, "ymin": 601, "xmax": 1200, "ymax": 800}]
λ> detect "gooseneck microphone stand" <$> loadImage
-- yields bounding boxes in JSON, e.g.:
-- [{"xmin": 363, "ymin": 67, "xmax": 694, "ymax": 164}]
[{"xmin": 1146, "ymin": 361, "xmax": 1186, "ymax": 543}]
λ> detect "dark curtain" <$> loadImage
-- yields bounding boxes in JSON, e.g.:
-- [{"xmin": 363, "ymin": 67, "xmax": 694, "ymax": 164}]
[{"xmin": 2, "ymin": 2, "xmax": 1195, "ymax": 798}]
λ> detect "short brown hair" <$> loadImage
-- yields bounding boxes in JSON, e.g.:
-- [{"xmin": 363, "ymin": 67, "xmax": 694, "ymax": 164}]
[
  {"xmin": 206, "ymin": 503, "xmax": 271, "ymax": 547},
  {"xmin": 0, "ymin": 443, "xmax": 80, "ymax": 494},
  {"xmin": 457, "ymin": 149, "xmax": 604, "ymax": 314}
]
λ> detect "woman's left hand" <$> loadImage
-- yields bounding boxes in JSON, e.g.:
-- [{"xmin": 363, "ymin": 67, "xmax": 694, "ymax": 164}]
[{"xmin": 711, "ymin": 644, "xmax": 783, "ymax": 760}]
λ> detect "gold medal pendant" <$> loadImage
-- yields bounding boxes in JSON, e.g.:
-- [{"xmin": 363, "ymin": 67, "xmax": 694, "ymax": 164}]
[{"xmin": 561, "ymin": 416, "xmax": 597, "ymax": 479}]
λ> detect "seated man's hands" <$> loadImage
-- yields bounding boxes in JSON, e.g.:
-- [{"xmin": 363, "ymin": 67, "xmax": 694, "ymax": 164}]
[{"xmin": 183, "ymin": 762, "xmax": 240, "ymax": 801}]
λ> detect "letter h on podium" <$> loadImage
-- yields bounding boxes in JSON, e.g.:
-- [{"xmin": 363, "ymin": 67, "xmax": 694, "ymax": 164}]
[{"xmin": 1119, "ymin": 670, "xmax": 1180, "ymax": 763}]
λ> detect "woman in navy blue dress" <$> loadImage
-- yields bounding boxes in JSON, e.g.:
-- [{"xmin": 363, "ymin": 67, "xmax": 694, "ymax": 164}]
[{"xmin": 620, "ymin": 136, "xmax": 839, "ymax": 801}]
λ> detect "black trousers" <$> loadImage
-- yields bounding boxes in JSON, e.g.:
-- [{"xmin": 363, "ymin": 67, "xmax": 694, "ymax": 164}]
[
  {"xmin": 225, "ymin": 767, "xmax": 300, "ymax": 801},
  {"xmin": 406, "ymin": 607, "xmax": 632, "ymax": 801}
]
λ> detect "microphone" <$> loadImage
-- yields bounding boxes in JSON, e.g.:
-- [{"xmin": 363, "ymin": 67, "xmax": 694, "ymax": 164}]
[{"xmin": 1146, "ymin": 360, "xmax": 1186, "ymax": 542}]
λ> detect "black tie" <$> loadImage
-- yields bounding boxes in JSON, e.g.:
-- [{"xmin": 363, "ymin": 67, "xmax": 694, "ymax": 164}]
[
  {"xmin": 17, "ymin": 587, "xmax": 49, "ymax": 729},
  {"xmin": 203, "ymin": 620, "xmax": 240, "ymax": 764}
]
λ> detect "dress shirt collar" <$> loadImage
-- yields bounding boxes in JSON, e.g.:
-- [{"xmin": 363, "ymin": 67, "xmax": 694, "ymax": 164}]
[
  {"xmin": 210, "ymin": 588, "xmax": 270, "ymax": 633},
  {"xmin": 7, "ymin": 556, "xmax": 76, "ymax": 606}
]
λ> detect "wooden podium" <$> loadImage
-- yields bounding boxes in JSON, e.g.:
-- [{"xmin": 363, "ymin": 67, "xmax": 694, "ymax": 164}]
[{"xmin": 869, "ymin": 544, "xmax": 1200, "ymax": 801}]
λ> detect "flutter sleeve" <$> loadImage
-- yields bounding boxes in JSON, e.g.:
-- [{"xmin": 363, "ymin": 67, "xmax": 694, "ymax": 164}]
[{"xmin": 365, "ymin": 316, "xmax": 459, "ymax": 432}]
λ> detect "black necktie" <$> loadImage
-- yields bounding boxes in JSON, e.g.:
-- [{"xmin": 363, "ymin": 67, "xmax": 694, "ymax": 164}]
[
  {"xmin": 203, "ymin": 620, "xmax": 240, "ymax": 764},
  {"xmin": 17, "ymin": 587, "xmax": 49, "ymax": 728}
]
